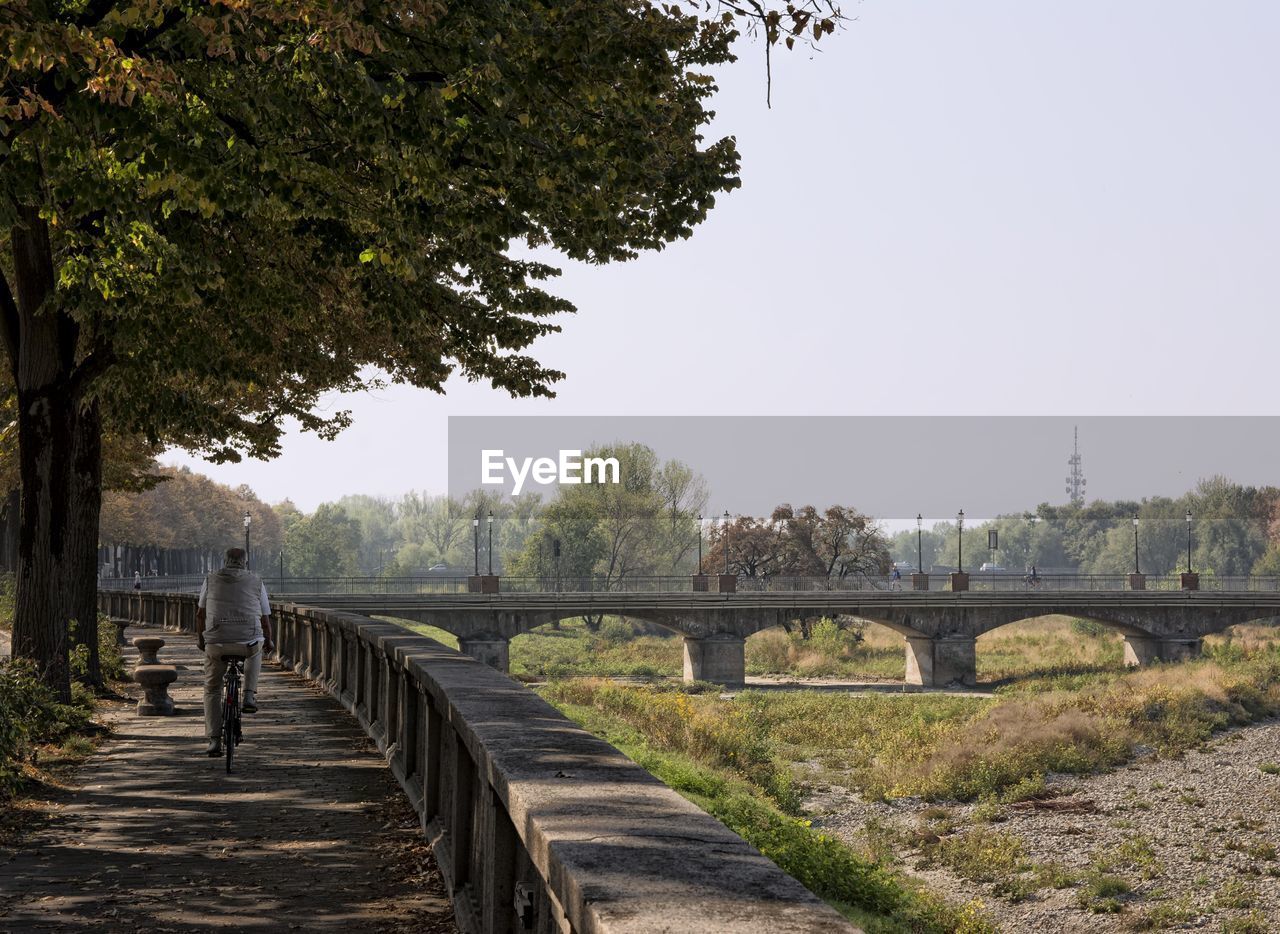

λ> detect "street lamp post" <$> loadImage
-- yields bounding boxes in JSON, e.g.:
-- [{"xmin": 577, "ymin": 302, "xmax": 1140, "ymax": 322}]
[
  {"xmin": 1185, "ymin": 510, "xmax": 1193, "ymax": 573},
  {"xmin": 956, "ymin": 509, "xmax": 964, "ymax": 572},
  {"xmin": 696, "ymin": 514, "xmax": 703, "ymax": 573},
  {"xmin": 723, "ymin": 511, "xmax": 731, "ymax": 575},
  {"xmin": 1132, "ymin": 514, "xmax": 1140, "ymax": 575},
  {"xmin": 916, "ymin": 513, "xmax": 923, "ymax": 573},
  {"xmin": 1030, "ymin": 515, "xmax": 1040, "ymax": 567},
  {"xmin": 487, "ymin": 510, "xmax": 494, "ymax": 575},
  {"xmin": 472, "ymin": 514, "xmax": 480, "ymax": 575},
  {"xmin": 243, "ymin": 511, "xmax": 251, "ymax": 569}
]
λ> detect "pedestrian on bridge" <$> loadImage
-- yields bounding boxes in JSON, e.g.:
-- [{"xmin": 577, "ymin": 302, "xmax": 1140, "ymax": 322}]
[{"xmin": 195, "ymin": 548, "xmax": 275, "ymax": 757}]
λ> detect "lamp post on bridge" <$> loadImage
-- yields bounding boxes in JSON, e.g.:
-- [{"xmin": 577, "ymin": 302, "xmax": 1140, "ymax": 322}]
[
  {"xmin": 692, "ymin": 514, "xmax": 710, "ymax": 591},
  {"xmin": 243, "ymin": 511, "xmax": 251, "ymax": 570},
  {"xmin": 1185, "ymin": 510, "xmax": 1193, "ymax": 572},
  {"xmin": 1182, "ymin": 510, "xmax": 1199, "ymax": 590},
  {"xmin": 951, "ymin": 510, "xmax": 969, "ymax": 592},
  {"xmin": 916, "ymin": 513, "xmax": 923, "ymax": 572},
  {"xmin": 469, "ymin": 511, "xmax": 498, "ymax": 593},
  {"xmin": 1129, "ymin": 514, "xmax": 1145, "ymax": 590},
  {"xmin": 718, "ymin": 511, "xmax": 736, "ymax": 593},
  {"xmin": 912, "ymin": 513, "xmax": 929, "ymax": 592},
  {"xmin": 1132, "ymin": 514, "xmax": 1140, "ymax": 574},
  {"xmin": 697, "ymin": 514, "xmax": 703, "ymax": 573}
]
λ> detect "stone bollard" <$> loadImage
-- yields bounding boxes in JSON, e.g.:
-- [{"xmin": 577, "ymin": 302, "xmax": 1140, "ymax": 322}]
[
  {"xmin": 133, "ymin": 665, "xmax": 178, "ymax": 716},
  {"xmin": 132, "ymin": 636, "xmax": 165, "ymax": 665}
]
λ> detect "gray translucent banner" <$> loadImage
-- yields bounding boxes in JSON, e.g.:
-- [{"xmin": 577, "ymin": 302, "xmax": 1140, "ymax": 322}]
[{"xmin": 447, "ymin": 416, "xmax": 1280, "ymax": 518}]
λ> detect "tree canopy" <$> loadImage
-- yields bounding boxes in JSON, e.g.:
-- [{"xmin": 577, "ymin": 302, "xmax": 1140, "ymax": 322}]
[{"xmin": 0, "ymin": 0, "xmax": 842, "ymax": 694}]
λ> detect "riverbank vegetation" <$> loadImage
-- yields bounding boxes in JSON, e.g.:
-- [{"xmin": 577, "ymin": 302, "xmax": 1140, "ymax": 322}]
[
  {"xmin": 545, "ymin": 684, "xmax": 993, "ymax": 933},
  {"xmin": 502, "ymin": 615, "xmax": 1280, "ymax": 926}
]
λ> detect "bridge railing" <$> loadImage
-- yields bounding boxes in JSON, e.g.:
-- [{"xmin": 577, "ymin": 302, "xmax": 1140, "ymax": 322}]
[
  {"xmin": 97, "ymin": 574, "xmax": 479, "ymax": 594},
  {"xmin": 103, "ymin": 572, "xmax": 1280, "ymax": 595},
  {"xmin": 98, "ymin": 589, "xmax": 850, "ymax": 934}
]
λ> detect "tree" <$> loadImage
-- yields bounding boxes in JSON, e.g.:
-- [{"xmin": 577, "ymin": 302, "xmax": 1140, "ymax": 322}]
[
  {"xmin": 286, "ymin": 505, "xmax": 362, "ymax": 578},
  {"xmin": 335, "ymin": 495, "xmax": 398, "ymax": 574},
  {"xmin": 706, "ymin": 515, "xmax": 787, "ymax": 579},
  {"xmin": 1, "ymin": 0, "xmax": 841, "ymax": 696},
  {"xmin": 704, "ymin": 504, "xmax": 887, "ymax": 582},
  {"xmin": 773, "ymin": 504, "xmax": 888, "ymax": 579}
]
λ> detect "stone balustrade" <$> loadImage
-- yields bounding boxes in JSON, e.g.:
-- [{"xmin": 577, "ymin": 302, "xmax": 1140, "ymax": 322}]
[{"xmin": 98, "ymin": 589, "xmax": 853, "ymax": 934}]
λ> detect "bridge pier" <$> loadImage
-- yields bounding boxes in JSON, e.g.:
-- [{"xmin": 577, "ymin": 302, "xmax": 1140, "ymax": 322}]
[
  {"xmin": 1123, "ymin": 636, "xmax": 1203, "ymax": 667},
  {"xmin": 682, "ymin": 634, "xmax": 745, "ymax": 688},
  {"xmin": 458, "ymin": 635, "xmax": 510, "ymax": 673},
  {"xmin": 905, "ymin": 635, "xmax": 977, "ymax": 687}
]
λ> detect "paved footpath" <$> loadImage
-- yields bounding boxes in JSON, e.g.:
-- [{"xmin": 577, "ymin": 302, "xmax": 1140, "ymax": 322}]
[{"xmin": 0, "ymin": 625, "xmax": 457, "ymax": 932}]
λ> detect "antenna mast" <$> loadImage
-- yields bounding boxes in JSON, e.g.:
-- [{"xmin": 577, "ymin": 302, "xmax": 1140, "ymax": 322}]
[{"xmin": 1065, "ymin": 425, "xmax": 1086, "ymax": 506}]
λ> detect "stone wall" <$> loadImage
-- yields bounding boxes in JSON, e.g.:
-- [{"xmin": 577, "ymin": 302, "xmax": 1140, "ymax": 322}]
[{"xmin": 99, "ymin": 590, "xmax": 854, "ymax": 934}]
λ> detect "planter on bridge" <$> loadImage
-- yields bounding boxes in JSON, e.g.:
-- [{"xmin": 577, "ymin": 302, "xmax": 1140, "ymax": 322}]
[
  {"xmin": 950, "ymin": 571, "xmax": 969, "ymax": 592},
  {"xmin": 691, "ymin": 573, "xmax": 710, "ymax": 592},
  {"xmin": 467, "ymin": 575, "xmax": 499, "ymax": 594},
  {"xmin": 1181, "ymin": 572, "xmax": 1200, "ymax": 591},
  {"xmin": 911, "ymin": 572, "xmax": 929, "ymax": 592},
  {"xmin": 1129, "ymin": 573, "xmax": 1146, "ymax": 590},
  {"xmin": 716, "ymin": 573, "xmax": 737, "ymax": 593}
]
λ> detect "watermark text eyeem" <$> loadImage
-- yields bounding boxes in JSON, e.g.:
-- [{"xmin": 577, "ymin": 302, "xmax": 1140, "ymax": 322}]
[{"xmin": 481, "ymin": 450, "xmax": 620, "ymax": 496}]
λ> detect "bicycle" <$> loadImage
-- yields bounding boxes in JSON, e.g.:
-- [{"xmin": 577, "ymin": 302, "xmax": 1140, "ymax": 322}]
[{"xmin": 219, "ymin": 644, "xmax": 258, "ymax": 774}]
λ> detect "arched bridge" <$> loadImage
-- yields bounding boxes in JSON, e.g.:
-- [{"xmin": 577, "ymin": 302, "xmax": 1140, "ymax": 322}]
[{"xmin": 288, "ymin": 590, "xmax": 1280, "ymax": 688}]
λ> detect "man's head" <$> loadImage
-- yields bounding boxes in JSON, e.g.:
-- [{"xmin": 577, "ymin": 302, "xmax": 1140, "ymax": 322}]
[{"xmin": 224, "ymin": 548, "xmax": 247, "ymax": 569}]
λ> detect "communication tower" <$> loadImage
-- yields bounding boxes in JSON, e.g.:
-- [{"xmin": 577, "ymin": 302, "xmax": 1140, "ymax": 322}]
[{"xmin": 1065, "ymin": 425, "xmax": 1086, "ymax": 505}]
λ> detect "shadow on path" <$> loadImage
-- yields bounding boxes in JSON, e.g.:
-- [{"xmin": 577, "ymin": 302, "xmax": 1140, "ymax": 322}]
[{"xmin": 0, "ymin": 625, "xmax": 456, "ymax": 932}]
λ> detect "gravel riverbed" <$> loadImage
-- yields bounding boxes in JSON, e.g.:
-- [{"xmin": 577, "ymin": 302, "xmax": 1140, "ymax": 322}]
[{"xmin": 807, "ymin": 718, "xmax": 1280, "ymax": 931}]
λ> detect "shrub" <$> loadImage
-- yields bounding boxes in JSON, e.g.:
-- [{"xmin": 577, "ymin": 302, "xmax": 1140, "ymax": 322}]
[
  {"xmin": 0, "ymin": 659, "xmax": 86, "ymax": 797},
  {"xmin": 923, "ymin": 826, "xmax": 1037, "ymax": 900},
  {"xmin": 98, "ymin": 615, "xmax": 127, "ymax": 682},
  {"xmin": 598, "ymin": 617, "xmax": 636, "ymax": 646},
  {"xmin": 1077, "ymin": 871, "xmax": 1131, "ymax": 912}
]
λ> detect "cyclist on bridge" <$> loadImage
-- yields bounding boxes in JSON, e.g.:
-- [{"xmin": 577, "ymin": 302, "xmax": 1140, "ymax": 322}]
[{"xmin": 195, "ymin": 548, "xmax": 275, "ymax": 757}]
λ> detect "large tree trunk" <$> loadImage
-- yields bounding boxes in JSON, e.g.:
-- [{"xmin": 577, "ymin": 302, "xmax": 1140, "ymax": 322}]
[
  {"xmin": 68, "ymin": 399, "xmax": 104, "ymax": 687},
  {"xmin": 6, "ymin": 206, "xmax": 81, "ymax": 702},
  {"xmin": 0, "ymin": 489, "xmax": 18, "ymax": 573}
]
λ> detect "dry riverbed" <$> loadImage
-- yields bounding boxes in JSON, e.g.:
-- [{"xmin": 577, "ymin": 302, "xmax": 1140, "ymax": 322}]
[{"xmin": 808, "ymin": 718, "xmax": 1280, "ymax": 932}]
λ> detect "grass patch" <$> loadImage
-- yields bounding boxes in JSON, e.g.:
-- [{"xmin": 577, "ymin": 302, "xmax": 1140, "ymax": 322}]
[
  {"xmin": 918, "ymin": 826, "xmax": 1038, "ymax": 900},
  {"xmin": 1130, "ymin": 895, "xmax": 1198, "ymax": 930},
  {"xmin": 541, "ymin": 636, "xmax": 1280, "ymax": 806},
  {"xmin": 1077, "ymin": 870, "xmax": 1131, "ymax": 913},
  {"xmin": 378, "ymin": 617, "xmax": 459, "ymax": 650},
  {"xmin": 1093, "ymin": 834, "xmax": 1161, "ymax": 880},
  {"xmin": 747, "ymin": 620, "xmax": 903, "ymax": 680},
  {"xmin": 543, "ymin": 696, "xmax": 993, "ymax": 933},
  {"xmin": 1213, "ymin": 880, "xmax": 1255, "ymax": 910},
  {"xmin": 1222, "ymin": 912, "xmax": 1269, "ymax": 934}
]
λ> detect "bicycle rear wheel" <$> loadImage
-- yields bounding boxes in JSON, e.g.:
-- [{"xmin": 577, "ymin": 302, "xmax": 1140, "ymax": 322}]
[{"xmin": 223, "ymin": 686, "xmax": 236, "ymax": 774}]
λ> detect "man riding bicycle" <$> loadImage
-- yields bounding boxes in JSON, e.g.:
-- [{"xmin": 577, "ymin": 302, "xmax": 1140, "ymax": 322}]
[{"xmin": 196, "ymin": 548, "xmax": 274, "ymax": 757}]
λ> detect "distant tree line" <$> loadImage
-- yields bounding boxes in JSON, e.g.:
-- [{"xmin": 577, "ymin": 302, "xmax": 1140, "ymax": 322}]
[
  {"xmin": 96, "ymin": 465, "xmax": 1280, "ymax": 587},
  {"xmin": 890, "ymin": 476, "xmax": 1280, "ymax": 577}
]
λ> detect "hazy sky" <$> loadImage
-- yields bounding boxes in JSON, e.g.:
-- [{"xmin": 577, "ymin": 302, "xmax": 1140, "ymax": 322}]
[{"xmin": 168, "ymin": 2, "xmax": 1280, "ymax": 510}]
